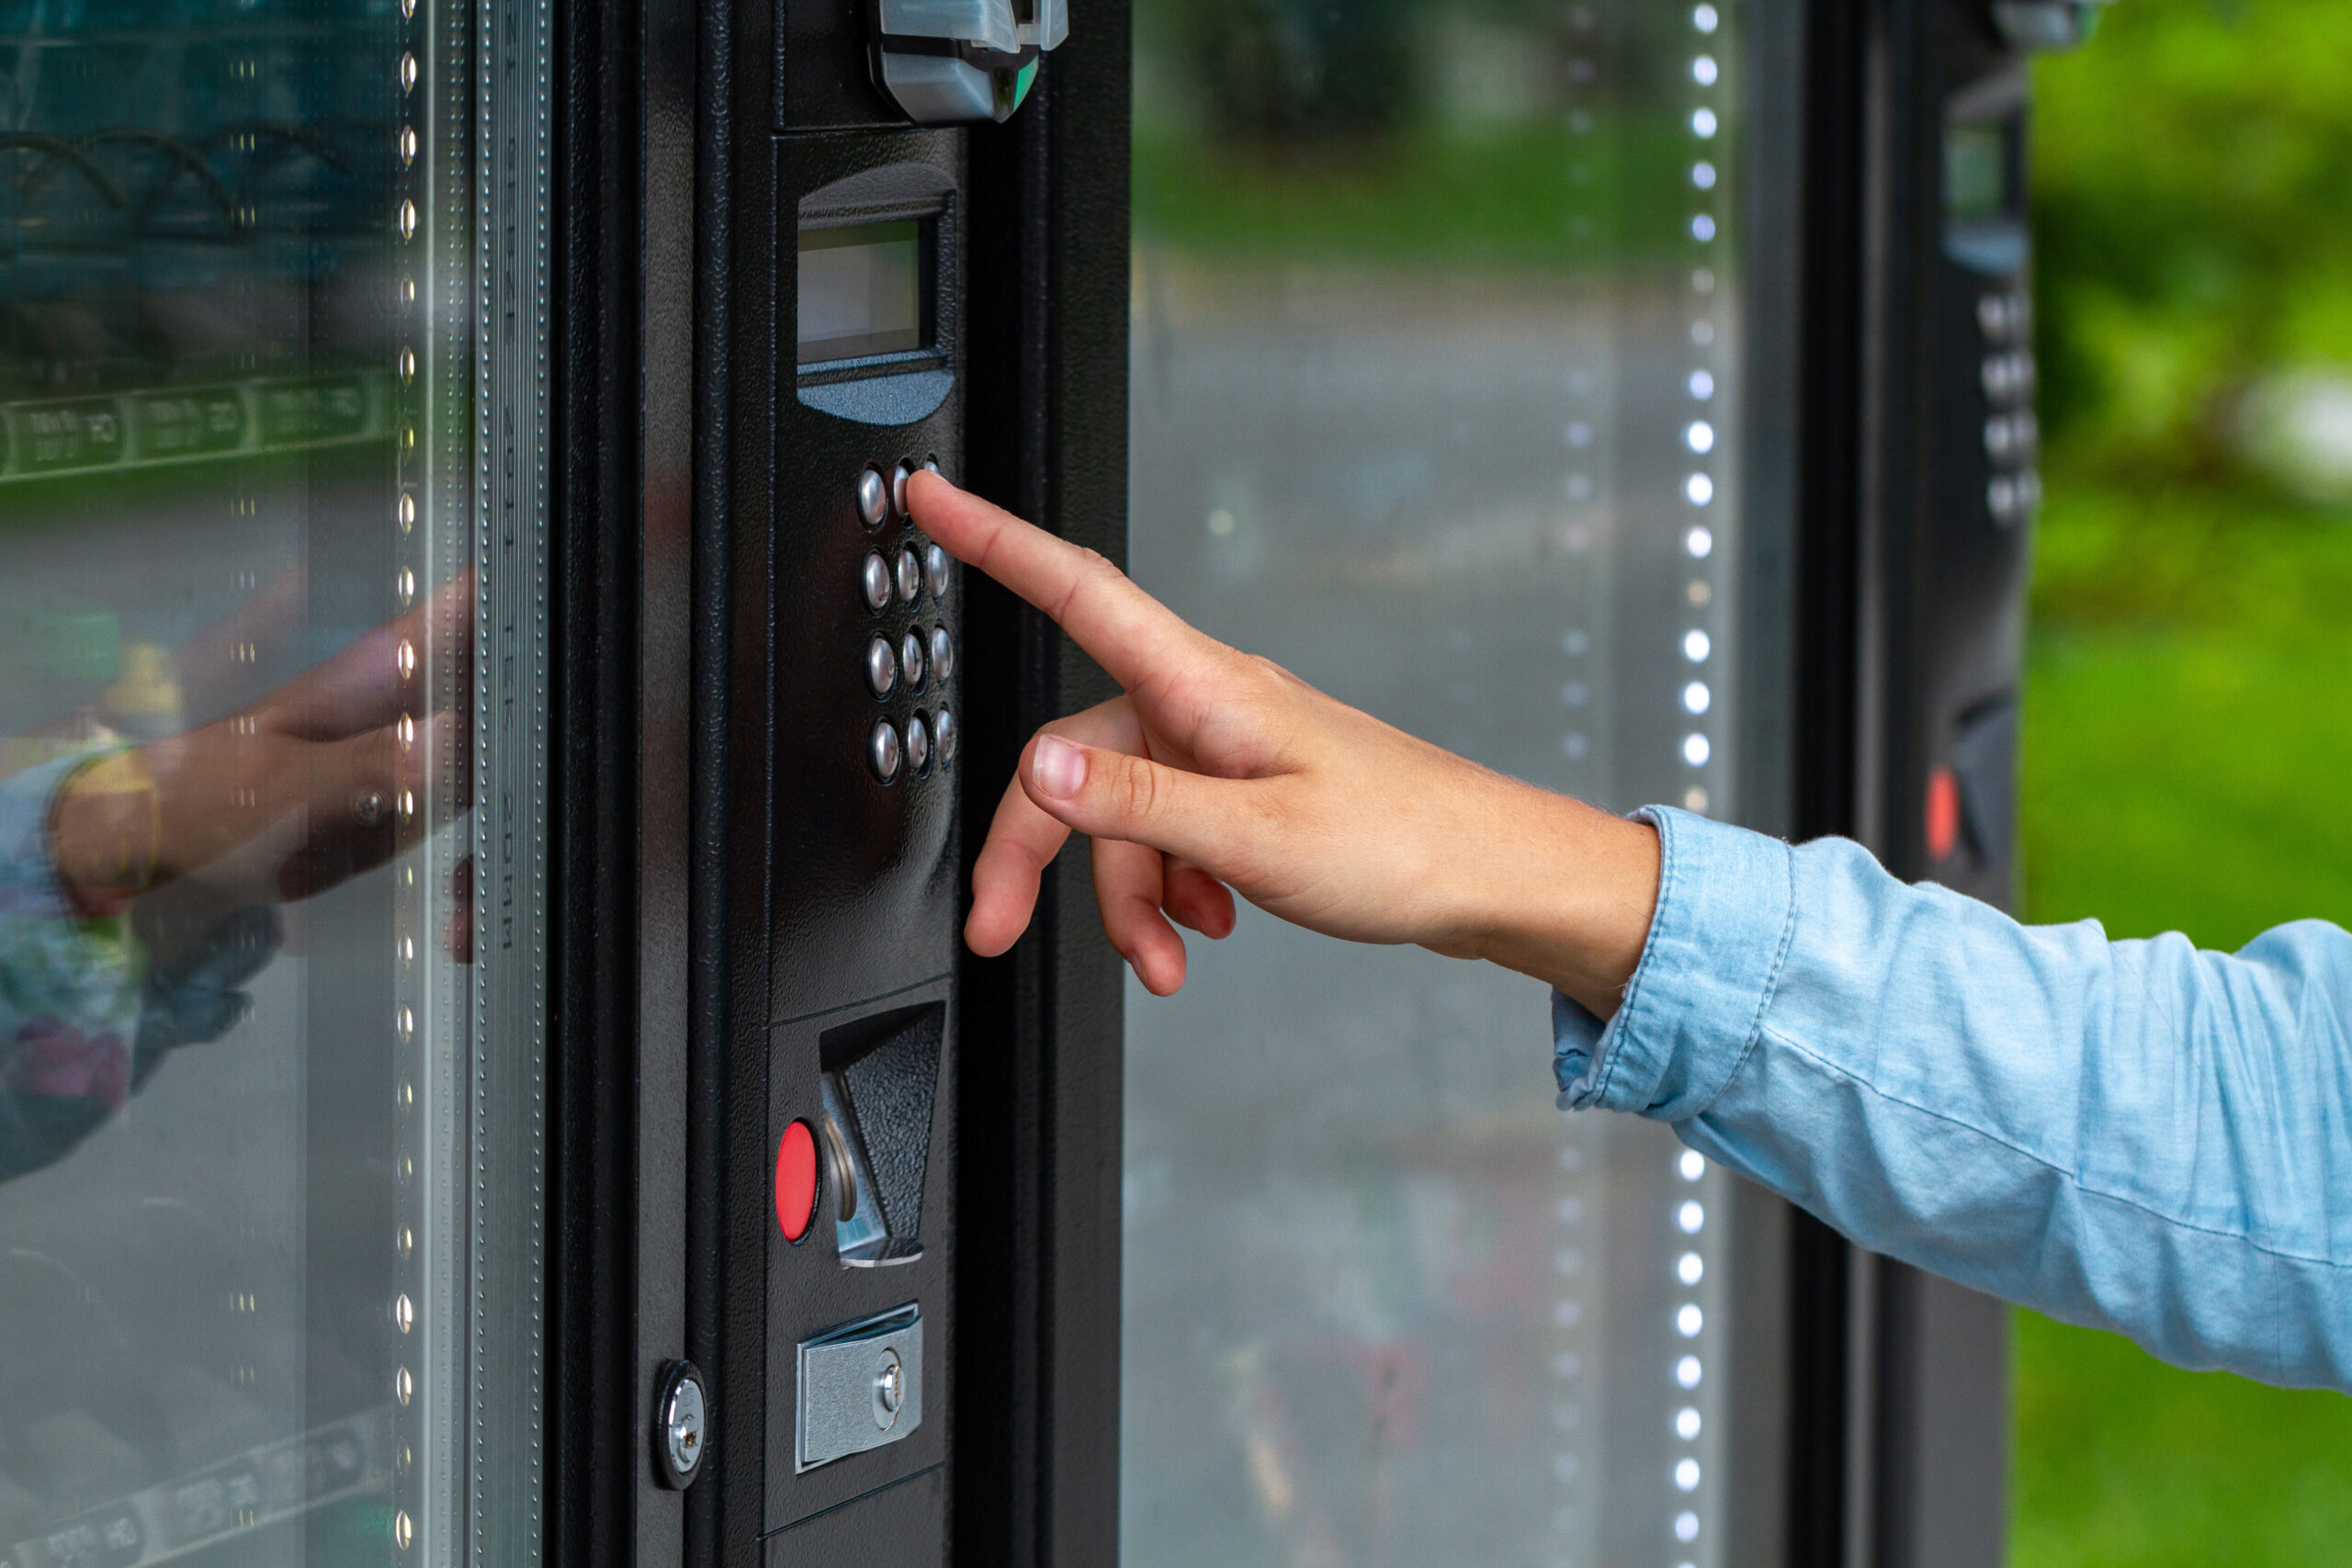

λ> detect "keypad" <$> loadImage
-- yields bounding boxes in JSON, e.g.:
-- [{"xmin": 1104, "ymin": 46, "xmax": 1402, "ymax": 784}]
[
  {"xmin": 1976, "ymin": 290, "xmax": 2040, "ymax": 528},
  {"xmin": 850, "ymin": 464, "xmax": 956, "ymax": 785}
]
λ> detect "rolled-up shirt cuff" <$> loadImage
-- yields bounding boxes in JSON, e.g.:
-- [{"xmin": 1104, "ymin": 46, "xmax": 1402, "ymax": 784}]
[{"xmin": 1554, "ymin": 806, "xmax": 1798, "ymax": 1122}]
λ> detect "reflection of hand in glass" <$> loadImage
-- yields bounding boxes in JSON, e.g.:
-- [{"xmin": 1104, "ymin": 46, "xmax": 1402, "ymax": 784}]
[{"xmin": 48, "ymin": 574, "xmax": 470, "ymax": 918}]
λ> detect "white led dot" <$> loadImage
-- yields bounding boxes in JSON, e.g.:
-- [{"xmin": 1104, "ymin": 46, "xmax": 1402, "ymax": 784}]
[
  {"xmin": 1555, "ymin": 1297, "xmax": 1583, "ymax": 1326},
  {"xmin": 1565, "ymin": 420, "xmax": 1593, "ymax": 447},
  {"xmin": 1679, "ymin": 1149, "xmax": 1706, "ymax": 1180},
  {"xmin": 1691, "ymin": 54, "xmax": 1718, "ymax": 85},
  {"xmin": 1676, "ymin": 1457, "xmax": 1702, "ymax": 1492},
  {"xmin": 1691, "ymin": 162, "xmax": 1717, "ymax": 190},
  {"xmin": 1685, "ymin": 524, "xmax": 1713, "ymax": 558},
  {"xmin": 1691, "ymin": 107, "xmax": 1718, "ymax": 138},
  {"xmin": 1678, "ymin": 1200, "xmax": 1706, "ymax": 1234},
  {"xmin": 1692, "ymin": 320, "xmax": 1716, "ymax": 344},
  {"xmin": 1683, "ymin": 629, "xmax": 1711, "ymax": 662},
  {"xmin": 1555, "ymin": 1452, "xmax": 1581, "ymax": 1483},
  {"xmin": 1693, "ymin": 266, "xmax": 1716, "ymax": 293},
  {"xmin": 1683, "ymin": 785, "xmax": 1710, "ymax": 813},
  {"xmin": 1676, "ymin": 1303, "xmax": 1704, "ymax": 1337},
  {"xmin": 1676, "ymin": 1355, "xmax": 1702, "ymax": 1389},
  {"xmin": 1679, "ymin": 1251, "xmax": 1704, "ymax": 1285},
  {"xmin": 1677, "ymin": 1406, "xmax": 1703, "ymax": 1440},
  {"xmin": 1555, "ymin": 1351, "xmax": 1585, "ymax": 1379},
  {"xmin": 1693, "ymin": 3, "xmax": 1719, "ymax": 31},
  {"xmin": 1686, "ymin": 473, "xmax": 1714, "ymax": 506},
  {"xmin": 1682, "ymin": 681, "xmax": 1711, "ymax": 715},
  {"xmin": 1686, "ymin": 420, "xmax": 1714, "ymax": 453},
  {"xmin": 1690, "ymin": 214, "xmax": 1717, "ymax": 242},
  {"xmin": 1682, "ymin": 733, "xmax": 1712, "ymax": 767},
  {"xmin": 1689, "ymin": 369, "xmax": 1715, "ymax": 399},
  {"xmin": 1676, "ymin": 1512, "xmax": 1701, "ymax": 1543}
]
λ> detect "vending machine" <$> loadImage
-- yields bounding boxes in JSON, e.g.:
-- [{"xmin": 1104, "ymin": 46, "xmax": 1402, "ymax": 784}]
[{"xmin": 0, "ymin": 0, "xmax": 2079, "ymax": 1562}]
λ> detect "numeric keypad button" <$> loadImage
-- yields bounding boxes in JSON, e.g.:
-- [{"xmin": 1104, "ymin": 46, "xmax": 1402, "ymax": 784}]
[
  {"xmin": 868, "ymin": 719, "xmax": 902, "ymax": 784},
  {"xmin": 907, "ymin": 714, "xmax": 932, "ymax": 777},
  {"xmin": 896, "ymin": 548, "xmax": 922, "ymax": 605},
  {"xmin": 862, "ymin": 553, "xmax": 892, "ymax": 613},
  {"xmin": 865, "ymin": 636, "xmax": 897, "ymax": 697},
  {"xmin": 899, "ymin": 630, "xmax": 926, "ymax": 691},
  {"xmin": 924, "ymin": 544, "xmax": 950, "ymax": 602},
  {"xmin": 856, "ymin": 467, "xmax": 889, "ymax": 528},
  {"xmin": 929, "ymin": 626, "xmax": 954, "ymax": 683},
  {"xmin": 934, "ymin": 707, "xmax": 956, "ymax": 767}
]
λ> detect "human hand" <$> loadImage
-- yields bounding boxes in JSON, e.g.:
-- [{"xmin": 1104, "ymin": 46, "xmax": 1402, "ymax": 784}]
[
  {"xmin": 906, "ymin": 473, "xmax": 1661, "ymax": 1017},
  {"xmin": 51, "ymin": 573, "xmax": 470, "ymax": 915}
]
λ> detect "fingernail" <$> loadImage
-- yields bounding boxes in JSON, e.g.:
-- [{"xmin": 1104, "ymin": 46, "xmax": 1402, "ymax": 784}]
[{"xmin": 1033, "ymin": 735, "xmax": 1086, "ymax": 800}]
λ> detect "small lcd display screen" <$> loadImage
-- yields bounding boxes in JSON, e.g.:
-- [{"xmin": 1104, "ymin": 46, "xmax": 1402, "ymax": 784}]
[
  {"xmin": 798, "ymin": 220, "xmax": 925, "ymax": 365},
  {"xmin": 1944, "ymin": 123, "xmax": 2011, "ymax": 220}
]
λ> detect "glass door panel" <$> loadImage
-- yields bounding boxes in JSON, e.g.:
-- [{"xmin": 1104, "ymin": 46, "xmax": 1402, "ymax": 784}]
[
  {"xmin": 0, "ymin": 0, "xmax": 548, "ymax": 1563},
  {"xmin": 1125, "ymin": 2, "xmax": 1771, "ymax": 1563}
]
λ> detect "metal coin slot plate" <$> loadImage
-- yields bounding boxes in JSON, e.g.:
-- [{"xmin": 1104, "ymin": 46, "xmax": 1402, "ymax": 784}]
[{"xmin": 797, "ymin": 1306, "xmax": 923, "ymax": 1472}]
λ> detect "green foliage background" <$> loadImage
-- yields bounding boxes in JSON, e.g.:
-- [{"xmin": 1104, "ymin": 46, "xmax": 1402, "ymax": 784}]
[{"xmin": 2015, "ymin": 1, "xmax": 2352, "ymax": 1561}]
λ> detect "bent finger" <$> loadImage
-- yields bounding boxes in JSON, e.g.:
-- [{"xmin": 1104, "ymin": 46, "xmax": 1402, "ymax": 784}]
[
  {"xmin": 1161, "ymin": 856, "xmax": 1237, "ymax": 939},
  {"xmin": 967, "ymin": 698, "xmax": 1146, "ymax": 957},
  {"xmin": 1092, "ymin": 838, "xmax": 1188, "ymax": 996}
]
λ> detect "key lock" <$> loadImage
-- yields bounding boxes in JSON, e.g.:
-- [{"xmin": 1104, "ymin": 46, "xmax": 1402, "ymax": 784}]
[{"xmin": 870, "ymin": 0, "xmax": 1068, "ymax": 124}]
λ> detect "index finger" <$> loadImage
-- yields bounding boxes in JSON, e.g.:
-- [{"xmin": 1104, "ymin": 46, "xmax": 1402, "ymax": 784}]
[{"xmin": 908, "ymin": 470, "xmax": 1219, "ymax": 696}]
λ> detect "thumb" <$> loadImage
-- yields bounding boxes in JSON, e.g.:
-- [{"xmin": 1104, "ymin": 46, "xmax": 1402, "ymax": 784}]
[{"xmin": 1022, "ymin": 732, "xmax": 1258, "ymax": 874}]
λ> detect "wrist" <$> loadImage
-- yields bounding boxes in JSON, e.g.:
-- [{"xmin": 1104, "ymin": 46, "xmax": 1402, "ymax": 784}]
[{"xmin": 1461, "ymin": 785, "xmax": 1660, "ymax": 1019}]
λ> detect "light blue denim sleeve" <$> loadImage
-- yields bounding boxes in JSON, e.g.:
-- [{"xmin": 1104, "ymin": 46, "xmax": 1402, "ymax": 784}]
[{"xmin": 1555, "ymin": 805, "xmax": 2352, "ymax": 1392}]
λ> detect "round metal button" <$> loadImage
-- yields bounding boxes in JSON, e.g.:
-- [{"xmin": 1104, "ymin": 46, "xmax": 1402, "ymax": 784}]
[
  {"xmin": 896, "ymin": 548, "xmax": 922, "ymax": 605},
  {"xmin": 868, "ymin": 720, "xmax": 902, "ymax": 784},
  {"xmin": 929, "ymin": 626, "xmax": 954, "ymax": 683},
  {"xmin": 861, "ymin": 553, "xmax": 891, "ymax": 613},
  {"xmin": 924, "ymin": 543, "xmax": 950, "ymax": 602},
  {"xmin": 865, "ymin": 636, "xmax": 896, "ymax": 697},
  {"xmin": 899, "ymin": 630, "xmax": 926, "ymax": 691},
  {"xmin": 907, "ymin": 714, "xmax": 932, "ymax": 777},
  {"xmin": 891, "ymin": 460, "xmax": 916, "ymax": 518},
  {"xmin": 855, "ymin": 467, "xmax": 888, "ymax": 529},
  {"xmin": 934, "ymin": 707, "xmax": 956, "ymax": 766}
]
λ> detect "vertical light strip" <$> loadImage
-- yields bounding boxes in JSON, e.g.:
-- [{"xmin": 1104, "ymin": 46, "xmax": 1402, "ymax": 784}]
[{"xmin": 1679, "ymin": 0, "xmax": 1724, "ymax": 818}]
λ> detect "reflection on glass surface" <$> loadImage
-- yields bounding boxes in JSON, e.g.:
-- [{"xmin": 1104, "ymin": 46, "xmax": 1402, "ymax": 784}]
[
  {"xmin": 0, "ymin": 1, "xmax": 548, "ymax": 1563},
  {"xmin": 1125, "ymin": 2, "xmax": 1752, "ymax": 1563}
]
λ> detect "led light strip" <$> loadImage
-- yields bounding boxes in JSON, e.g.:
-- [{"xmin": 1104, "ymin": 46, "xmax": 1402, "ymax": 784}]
[{"xmin": 1679, "ymin": 1, "xmax": 1724, "ymax": 819}]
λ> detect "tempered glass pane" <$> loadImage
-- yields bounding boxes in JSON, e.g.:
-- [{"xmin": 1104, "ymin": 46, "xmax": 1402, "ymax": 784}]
[
  {"xmin": 1125, "ymin": 2, "xmax": 1765, "ymax": 1562},
  {"xmin": 0, "ymin": 2, "xmax": 548, "ymax": 1563}
]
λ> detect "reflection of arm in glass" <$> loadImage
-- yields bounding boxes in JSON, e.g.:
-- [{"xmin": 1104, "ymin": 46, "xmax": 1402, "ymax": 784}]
[{"xmin": 0, "ymin": 580, "xmax": 467, "ymax": 1180}]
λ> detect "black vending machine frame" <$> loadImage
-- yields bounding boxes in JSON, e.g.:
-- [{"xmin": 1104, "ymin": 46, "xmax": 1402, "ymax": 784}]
[
  {"xmin": 540, "ymin": 0, "xmax": 1133, "ymax": 1562},
  {"xmin": 532, "ymin": 0, "xmax": 2039, "ymax": 1561}
]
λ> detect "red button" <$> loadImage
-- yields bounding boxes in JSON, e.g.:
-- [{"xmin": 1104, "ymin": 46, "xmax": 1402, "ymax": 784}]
[
  {"xmin": 775, "ymin": 1120, "xmax": 818, "ymax": 1243},
  {"xmin": 1925, "ymin": 766, "xmax": 1962, "ymax": 863}
]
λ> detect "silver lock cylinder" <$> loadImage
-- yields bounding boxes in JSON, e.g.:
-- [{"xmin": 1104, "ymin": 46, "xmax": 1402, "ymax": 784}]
[
  {"xmin": 872, "ymin": 0, "xmax": 1067, "ymax": 125},
  {"xmin": 652, "ymin": 1360, "xmax": 710, "ymax": 1489}
]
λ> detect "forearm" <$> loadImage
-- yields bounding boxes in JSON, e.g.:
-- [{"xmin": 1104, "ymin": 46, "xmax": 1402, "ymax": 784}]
[{"xmin": 1563, "ymin": 807, "xmax": 2352, "ymax": 1391}]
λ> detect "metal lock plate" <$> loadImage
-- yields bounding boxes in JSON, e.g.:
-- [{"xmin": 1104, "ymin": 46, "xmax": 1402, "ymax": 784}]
[{"xmin": 797, "ymin": 1306, "xmax": 922, "ymax": 1472}]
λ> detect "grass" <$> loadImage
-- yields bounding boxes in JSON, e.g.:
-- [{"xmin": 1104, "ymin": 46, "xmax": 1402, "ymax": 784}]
[{"xmin": 2011, "ymin": 472, "xmax": 2352, "ymax": 1564}]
